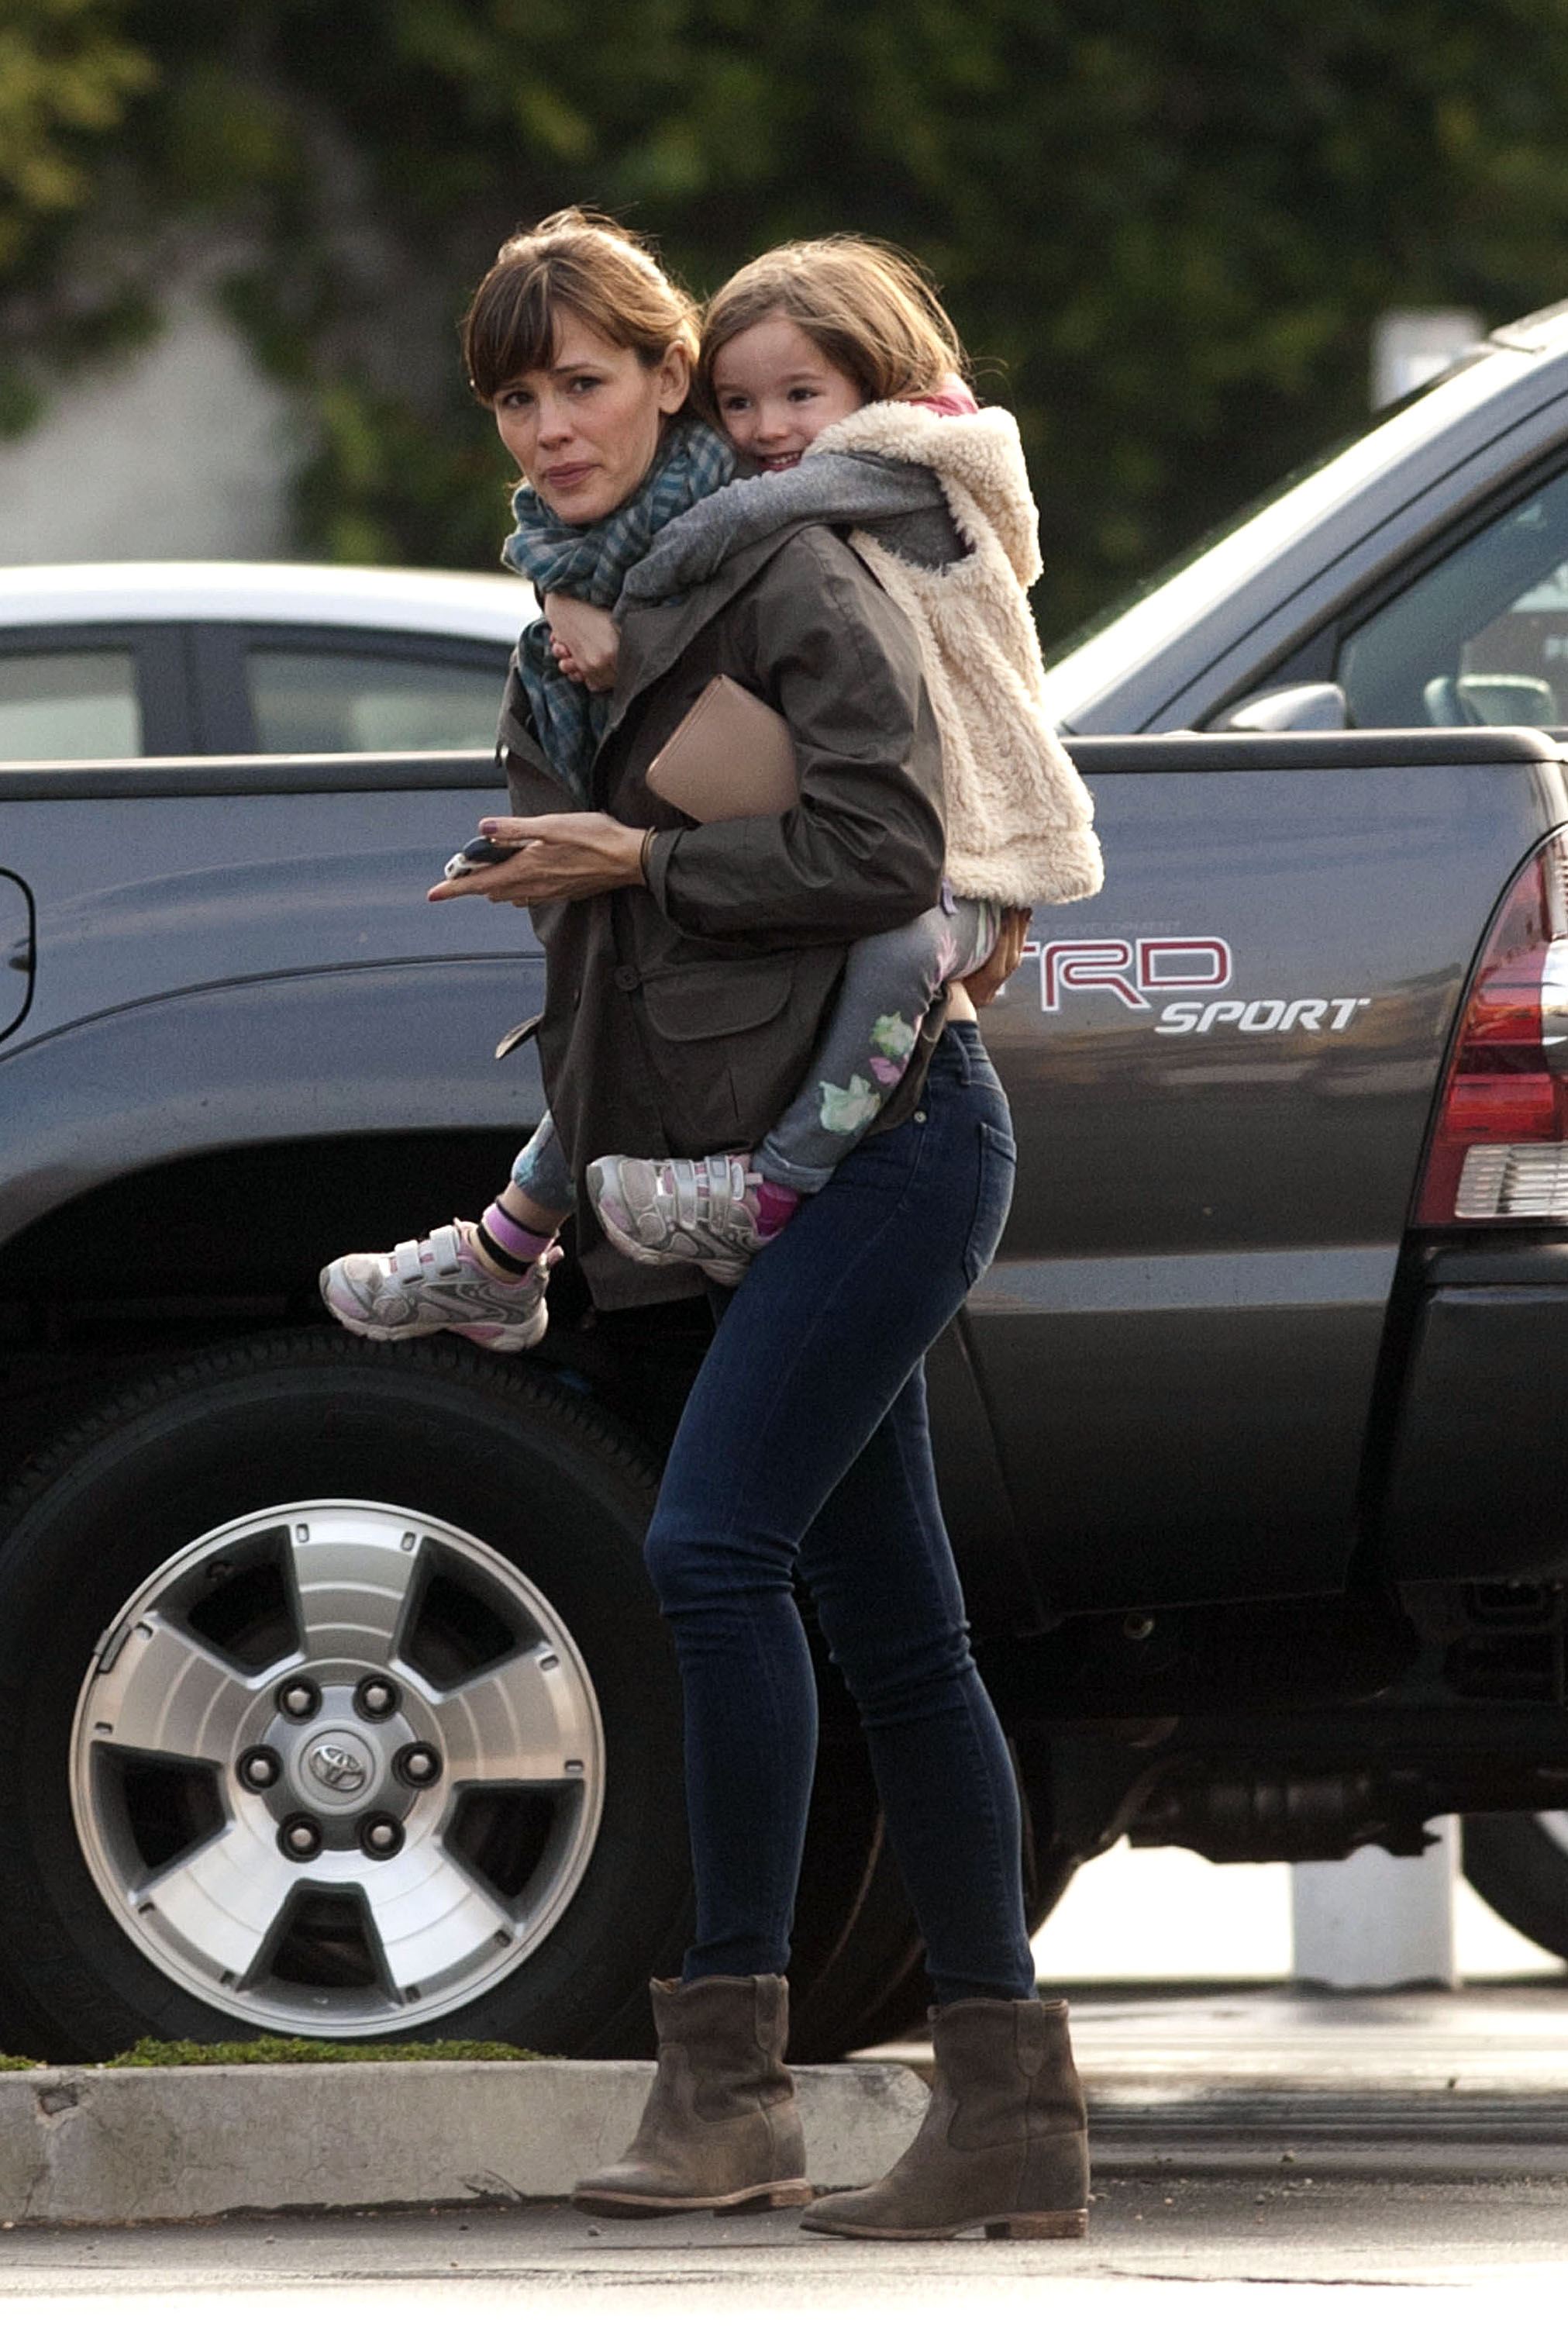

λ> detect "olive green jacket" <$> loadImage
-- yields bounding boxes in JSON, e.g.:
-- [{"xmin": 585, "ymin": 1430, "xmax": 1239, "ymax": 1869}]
[{"xmin": 498, "ymin": 519, "xmax": 947, "ymax": 1308}]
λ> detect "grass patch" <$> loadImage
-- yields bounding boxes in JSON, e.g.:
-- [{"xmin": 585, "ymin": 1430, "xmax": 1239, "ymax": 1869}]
[
  {"xmin": 0, "ymin": 2057, "xmax": 39, "ymax": 2072},
  {"xmin": 100, "ymin": 2037, "xmax": 542, "ymax": 2069}
]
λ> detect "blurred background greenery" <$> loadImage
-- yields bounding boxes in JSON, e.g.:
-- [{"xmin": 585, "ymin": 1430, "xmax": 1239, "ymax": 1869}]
[{"xmin": 9, "ymin": 0, "xmax": 1568, "ymax": 645}]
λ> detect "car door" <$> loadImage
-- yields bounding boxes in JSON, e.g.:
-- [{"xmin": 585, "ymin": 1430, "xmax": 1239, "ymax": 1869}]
[
  {"xmin": 0, "ymin": 627, "xmax": 188, "ymax": 1046},
  {"xmin": 1331, "ymin": 456, "xmax": 1568, "ymax": 730}
]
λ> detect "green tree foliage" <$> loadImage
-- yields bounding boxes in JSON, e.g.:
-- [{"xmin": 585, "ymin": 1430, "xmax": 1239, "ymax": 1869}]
[
  {"xmin": 0, "ymin": 0, "xmax": 153, "ymax": 427},
  {"xmin": 9, "ymin": 0, "xmax": 1568, "ymax": 639},
  {"xmin": 0, "ymin": 0, "xmax": 150, "ymax": 267}
]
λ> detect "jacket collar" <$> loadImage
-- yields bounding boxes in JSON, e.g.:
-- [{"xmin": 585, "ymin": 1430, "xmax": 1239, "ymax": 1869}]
[
  {"xmin": 506, "ymin": 514, "xmax": 838, "ymax": 809},
  {"xmin": 601, "ymin": 515, "xmax": 833, "ymax": 750}
]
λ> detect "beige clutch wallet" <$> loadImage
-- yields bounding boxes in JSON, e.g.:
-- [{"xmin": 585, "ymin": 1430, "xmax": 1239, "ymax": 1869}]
[{"xmin": 645, "ymin": 675, "xmax": 799, "ymax": 822}]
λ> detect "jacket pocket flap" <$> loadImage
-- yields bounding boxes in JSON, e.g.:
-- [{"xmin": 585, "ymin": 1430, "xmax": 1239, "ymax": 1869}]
[{"xmin": 639, "ymin": 955, "xmax": 795, "ymax": 1042}]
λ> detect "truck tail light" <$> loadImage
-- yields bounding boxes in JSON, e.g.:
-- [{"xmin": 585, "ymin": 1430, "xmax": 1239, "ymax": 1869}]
[{"xmin": 1417, "ymin": 832, "xmax": 1568, "ymax": 1223}]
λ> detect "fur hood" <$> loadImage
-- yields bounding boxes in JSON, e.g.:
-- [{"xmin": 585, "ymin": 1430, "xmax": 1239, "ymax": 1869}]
[
  {"xmin": 808, "ymin": 402, "xmax": 1042, "ymax": 589},
  {"xmin": 808, "ymin": 402, "xmax": 1103, "ymax": 910}
]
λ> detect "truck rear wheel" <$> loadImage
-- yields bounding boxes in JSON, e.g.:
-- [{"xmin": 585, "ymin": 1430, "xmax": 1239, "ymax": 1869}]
[
  {"xmin": 1463, "ymin": 1810, "xmax": 1568, "ymax": 1963},
  {"xmin": 0, "ymin": 1336, "xmax": 692, "ymax": 2060}
]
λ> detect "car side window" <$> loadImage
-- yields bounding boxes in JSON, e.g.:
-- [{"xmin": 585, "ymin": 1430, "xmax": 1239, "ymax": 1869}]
[
  {"xmin": 1338, "ymin": 468, "xmax": 1568, "ymax": 727},
  {"xmin": 246, "ymin": 648, "xmax": 504, "ymax": 753},
  {"xmin": 0, "ymin": 650, "xmax": 141, "ymax": 760}
]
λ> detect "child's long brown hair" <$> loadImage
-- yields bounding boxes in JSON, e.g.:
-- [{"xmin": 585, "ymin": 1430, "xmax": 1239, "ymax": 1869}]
[{"xmin": 699, "ymin": 236, "xmax": 968, "ymax": 409}]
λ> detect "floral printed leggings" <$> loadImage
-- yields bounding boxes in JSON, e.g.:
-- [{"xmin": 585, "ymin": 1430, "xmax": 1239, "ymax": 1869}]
[
  {"xmin": 755, "ymin": 889, "xmax": 998, "ymax": 1192},
  {"xmin": 508, "ymin": 889, "xmax": 999, "ymax": 1207}
]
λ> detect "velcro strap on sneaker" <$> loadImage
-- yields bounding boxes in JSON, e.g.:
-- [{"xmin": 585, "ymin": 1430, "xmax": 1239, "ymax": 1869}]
[
  {"xmin": 660, "ymin": 1161, "xmax": 703, "ymax": 1234},
  {"xmin": 393, "ymin": 1225, "xmax": 464, "ymax": 1285},
  {"xmin": 428, "ymin": 1223, "xmax": 466, "ymax": 1276},
  {"xmin": 701, "ymin": 1155, "xmax": 745, "ymax": 1228},
  {"xmin": 391, "ymin": 1237, "xmax": 426, "ymax": 1286}
]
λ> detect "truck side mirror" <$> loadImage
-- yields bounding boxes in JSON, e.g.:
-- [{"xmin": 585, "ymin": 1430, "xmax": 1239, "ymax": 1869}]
[{"xmin": 1221, "ymin": 682, "xmax": 1349, "ymax": 733}]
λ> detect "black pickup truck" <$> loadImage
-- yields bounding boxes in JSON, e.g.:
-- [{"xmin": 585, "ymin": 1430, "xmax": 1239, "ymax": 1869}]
[{"xmin": 9, "ymin": 299, "xmax": 1568, "ymax": 2064}]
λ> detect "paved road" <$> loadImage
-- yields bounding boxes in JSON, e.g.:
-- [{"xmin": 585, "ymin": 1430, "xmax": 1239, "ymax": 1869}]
[
  {"xmin": 872, "ymin": 1980, "xmax": 1568, "ymax": 2173},
  {"xmin": 0, "ymin": 2175, "xmax": 1563, "ymax": 2322}
]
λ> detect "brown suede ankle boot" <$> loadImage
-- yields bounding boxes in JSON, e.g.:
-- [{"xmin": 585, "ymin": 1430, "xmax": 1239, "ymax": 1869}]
[
  {"xmin": 799, "ymin": 1995, "xmax": 1088, "ymax": 2241},
  {"xmin": 571, "ymin": 1973, "xmax": 812, "ymax": 2217}
]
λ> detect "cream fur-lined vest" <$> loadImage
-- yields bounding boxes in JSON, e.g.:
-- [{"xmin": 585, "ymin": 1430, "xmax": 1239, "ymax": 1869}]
[{"xmin": 808, "ymin": 403, "xmax": 1103, "ymax": 908}]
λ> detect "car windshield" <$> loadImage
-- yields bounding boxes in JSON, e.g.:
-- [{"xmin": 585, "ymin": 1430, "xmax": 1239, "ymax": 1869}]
[{"xmin": 1039, "ymin": 347, "xmax": 1501, "ymax": 730}]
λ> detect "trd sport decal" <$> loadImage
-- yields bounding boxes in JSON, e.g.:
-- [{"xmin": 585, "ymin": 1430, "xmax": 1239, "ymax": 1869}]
[
  {"xmin": 1019, "ymin": 937, "xmax": 1370, "ymax": 1035},
  {"xmin": 1031, "ymin": 937, "xmax": 1232, "ymax": 1009}
]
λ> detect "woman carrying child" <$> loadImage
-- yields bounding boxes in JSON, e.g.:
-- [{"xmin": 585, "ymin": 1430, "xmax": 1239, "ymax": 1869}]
[{"xmin": 321, "ymin": 210, "xmax": 1101, "ymax": 2240}]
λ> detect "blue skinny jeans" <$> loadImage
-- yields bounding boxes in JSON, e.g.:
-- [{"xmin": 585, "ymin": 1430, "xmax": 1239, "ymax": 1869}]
[{"xmin": 643, "ymin": 1022, "xmax": 1036, "ymax": 2005}]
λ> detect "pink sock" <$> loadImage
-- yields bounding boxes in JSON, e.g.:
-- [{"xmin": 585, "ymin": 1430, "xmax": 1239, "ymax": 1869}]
[
  {"xmin": 753, "ymin": 1181, "xmax": 801, "ymax": 1241},
  {"xmin": 480, "ymin": 1202, "xmax": 557, "ymax": 1272}
]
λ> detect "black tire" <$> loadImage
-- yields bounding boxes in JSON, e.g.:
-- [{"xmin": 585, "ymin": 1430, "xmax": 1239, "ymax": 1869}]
[
  {"xmin": 0, "ymin": 1334, "xmax": 691, "ymax": 2062},
  {"xmin": 1463, "ymin": 1811, "xmax": 1568, "ymax": 1963}
]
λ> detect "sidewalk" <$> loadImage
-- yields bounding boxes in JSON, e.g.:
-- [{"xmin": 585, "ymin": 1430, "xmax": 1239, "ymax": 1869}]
[{"xmin": 0, "ymin": 2057, "xmax": 929, "ymax": 2226}]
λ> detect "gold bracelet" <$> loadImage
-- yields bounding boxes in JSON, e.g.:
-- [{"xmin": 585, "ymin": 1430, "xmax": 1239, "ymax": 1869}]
[{"xmin": 639, "ymin": 827, "xmax": 655, "ymax": 884}]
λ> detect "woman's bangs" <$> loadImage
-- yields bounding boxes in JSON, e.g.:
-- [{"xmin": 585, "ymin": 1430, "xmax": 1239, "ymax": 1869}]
[{"xmin": 470, "ymin": 278, "xmax": 577, "ymax": 401}]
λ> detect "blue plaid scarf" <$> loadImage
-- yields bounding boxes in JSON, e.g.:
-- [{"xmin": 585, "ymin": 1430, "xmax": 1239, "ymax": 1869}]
[{"xmin": 502, "ymin": 416, "xmax": 735, "ymax": 798}]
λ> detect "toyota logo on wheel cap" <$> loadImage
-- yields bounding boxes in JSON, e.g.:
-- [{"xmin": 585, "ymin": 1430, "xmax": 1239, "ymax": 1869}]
[{"xmin": 307, "ymin": 1739, "xmax": 370, "ymax": 1794}]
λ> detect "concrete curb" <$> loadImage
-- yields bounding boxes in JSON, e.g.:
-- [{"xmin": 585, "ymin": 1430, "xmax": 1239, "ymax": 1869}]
[{"xmin": 0, "ymin": 2061, "xmax": 932, "ymax": 2225}]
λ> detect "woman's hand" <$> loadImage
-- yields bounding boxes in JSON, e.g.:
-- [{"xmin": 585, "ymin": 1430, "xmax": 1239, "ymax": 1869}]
[
  {"xmin": 960, "ymin": 905, "xmax": 1032, "ymax": 1006},
  {"xmin": 428, "ymin": 813, "xmax": 646, "ymax": 906},
  {"xmin": 543, "ymin": 593, "xmax": 621, "ymax": 691}
]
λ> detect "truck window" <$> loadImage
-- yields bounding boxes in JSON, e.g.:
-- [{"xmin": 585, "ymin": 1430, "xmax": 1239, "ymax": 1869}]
[
  {"xmin": 246, "ymin": 648, "xmax": 502, "ymax": 753},
  {"xmin": 0, "ymin": 651, "xmax": 141, "ymax": 760},
  {"xmin": 1339, "ymin": 468, "xmax": 1568, "ymax": 727}
]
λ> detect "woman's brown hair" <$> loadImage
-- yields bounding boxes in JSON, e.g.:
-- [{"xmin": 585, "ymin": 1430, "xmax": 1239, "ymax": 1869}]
[
  {"xmin": 698, "ymin": 236, "xmax": 968, "ymax": 409},
  {"xmin": 463, "ymin": 208, "xmax": 700, "ymax": 402}
]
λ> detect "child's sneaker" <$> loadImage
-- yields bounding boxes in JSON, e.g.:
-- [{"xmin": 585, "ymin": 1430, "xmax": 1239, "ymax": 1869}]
[
  {"xmin": 319, "ymin": 1222, "xmax": 556, "ymax": 1352},
  {"xmin": 587, "ymin": 1153, "xmax": 769, "ymax": 1285}
]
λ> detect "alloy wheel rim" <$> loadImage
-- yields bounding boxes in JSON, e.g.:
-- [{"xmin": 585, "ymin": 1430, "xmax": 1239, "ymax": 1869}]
[{"xmin": 70, "ymin": 1499, "xmax": 605, "ymax": 2034}]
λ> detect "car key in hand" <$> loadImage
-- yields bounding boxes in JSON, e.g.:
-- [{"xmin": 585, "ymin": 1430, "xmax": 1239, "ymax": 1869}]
[{"xmin": 442, "ymin": 835, "xmax": 524, "ymax": 881}]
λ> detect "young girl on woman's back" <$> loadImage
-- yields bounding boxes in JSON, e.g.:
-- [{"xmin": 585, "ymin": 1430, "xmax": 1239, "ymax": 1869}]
[{"xmin": 585, "ymin": 236, "xmax": 1102, "ymax": 1279}]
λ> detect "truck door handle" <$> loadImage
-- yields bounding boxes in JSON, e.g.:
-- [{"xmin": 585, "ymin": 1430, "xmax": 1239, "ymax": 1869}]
[{"xmin": 6, "ymin": 941, "xmax": 33, "ymax": 974}]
